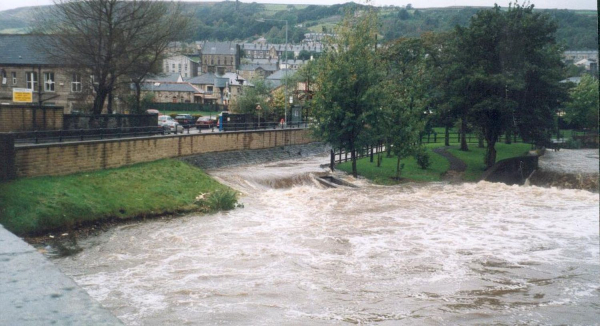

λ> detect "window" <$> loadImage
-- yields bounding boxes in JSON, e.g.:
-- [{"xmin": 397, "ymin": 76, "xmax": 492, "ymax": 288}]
[
  {"xmin": 71, "ymin": 74, "xmax": 82, "ymax": 92},
  {"xmin": 26, "ymin": 72, "xmax": 38, "ymax": 90},
  {"xmin": 1, "ymin": 70, "xmax": 6, "ymax": 85},
  {"xmin": 44, "ymin": 72, "xmax": 55, "ymax": 92},
  {"xmin": 12, "ymin": 72, "xmax": 16, "ymax": 85},
  {"xmin": 207, "ymin": 85, "xmax": 213, "ymax": 93}
]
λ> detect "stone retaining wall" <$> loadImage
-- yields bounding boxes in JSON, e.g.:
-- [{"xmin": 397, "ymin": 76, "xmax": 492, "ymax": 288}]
[
  {"xmin": 3, "ymin": 129, "xmax": 313, "ymax": 179},
  {"xmin": 0, "ymin": 105, "xmax": 64, "ymax": 132}
]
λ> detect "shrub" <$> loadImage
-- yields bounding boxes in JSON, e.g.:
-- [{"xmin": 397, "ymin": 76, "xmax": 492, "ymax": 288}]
[
  {"xmin": 564, "ymin": 138, "xmax": 582, "ymax": 149},
  {"xmin": 195, "ymin": 190, "xmax": 238, "ymax": 212},
  {"xmin": 415, "ymin": 149, "xmax": 431, "ymax": 170}
]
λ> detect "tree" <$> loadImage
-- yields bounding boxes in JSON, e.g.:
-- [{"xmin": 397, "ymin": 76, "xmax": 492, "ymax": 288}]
[
  {"xmin": 453, "ymin": 4, "xmax": 566, "ymax": 168},
  {"xmin": 233, "ymin": 78, "xmax": 272, "ymax": 119},
  {"xmin": 312, "ymin": 10, "xmax": 381, "ymax": 177},
  {"xmin": 563, "ymin": 75, "xmax": 599, "ymax": 130},
  {"xmin": 379, "ymin": 38, "xmax": 430, "ymax": 179},
  {"xmin": 35, "ymin": 0, "xmax": 191, "ymax": 114}
]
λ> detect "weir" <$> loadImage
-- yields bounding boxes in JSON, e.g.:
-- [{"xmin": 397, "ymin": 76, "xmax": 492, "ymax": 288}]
[{"xmin": 46, "ymin": 154, "xmax": 598, "ymax": 325}]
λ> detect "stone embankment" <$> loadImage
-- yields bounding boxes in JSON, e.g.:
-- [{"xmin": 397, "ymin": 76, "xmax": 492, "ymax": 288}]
[
  {"xmin": 528, "ymin": 149, "xmax": 599, "ymax": 192},
  {"xmin": 181, "ymin": 142, "xmax": 329, "ymax": 170}
]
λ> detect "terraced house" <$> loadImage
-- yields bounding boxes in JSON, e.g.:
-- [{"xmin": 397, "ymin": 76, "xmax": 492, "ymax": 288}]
[{"xmin": 0, "ymin": 34, "xmax": 91, "ymax": 113}]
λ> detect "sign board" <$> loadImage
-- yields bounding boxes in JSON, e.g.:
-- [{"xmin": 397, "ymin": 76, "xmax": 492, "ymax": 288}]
[{"xmin": 13, "ymin": 88, "xmax": 33, "ymax": 103}]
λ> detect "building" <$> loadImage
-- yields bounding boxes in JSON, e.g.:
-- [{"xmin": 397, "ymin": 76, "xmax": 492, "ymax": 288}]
[
  {"xmin": 186, "ymin": 72, "xmax": 249, "ymax": 105},
  {"xmin": 241, "ymin": 43, "xmax": 323, "ymax": 61},
  {"xmin": 0, "ymin": 34, "xmax": 91, "ymax": 113},
  {"xmin": 237, "ymin": 62, "xmax": 278, "ymax": 80},
  {"xmin": 563, "ymin": 50, "xmax": 599, "ymax": 63},
  {"xmin": 199, "ymin": 41, "xmax": 240, "ymax": 75},
  {"xmin": 163, "ymin": 55, "xmax": 200, "ymax": 79},
  {"xmin": 138, "ymin": 82, "xmax": 201, "ymax": 103}
]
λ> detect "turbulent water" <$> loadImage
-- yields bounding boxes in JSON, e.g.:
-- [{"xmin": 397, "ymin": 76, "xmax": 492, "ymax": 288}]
[{"xmin": 52, "ymin": 155, "xmax": 599, "ymax": 325}]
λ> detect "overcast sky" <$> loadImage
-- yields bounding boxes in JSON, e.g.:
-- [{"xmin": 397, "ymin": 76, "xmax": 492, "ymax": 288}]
[{"xmin": 0, "ymin": 0, "xmax": 596, "ymax": 12}]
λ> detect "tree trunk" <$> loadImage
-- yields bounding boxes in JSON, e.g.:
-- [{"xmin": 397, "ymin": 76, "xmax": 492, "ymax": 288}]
[
  {"xmin": 377, "ymin": 153, "xmax": 382, "ymax": 167},
  {"xmin": 386, "ymin": 139, "xmax": 392, "ymax": 157},
  {"xmin": 505, "ymin": 129, "xmax": 512, "ymax": 144},
  {"xmin": 395, "ymin": 155, "xmax": 401, "ymax": 179},
  {"xmin": 92, "ymin": 88, "xmax": 109, "ymax": 115},
  {"xmin": 351, "ymin": 148, "xmax": 357, "ymax": 178},
  {"xmin": 134, "ymin": 82, "xmax": 142, "ymax": 113},
  {"xmin": 478, "ymin": 133, "xmax": 484, "ymax": 148},
  {"xmin": 107, "ymin": 90, "xmax": 113, "ymax": 114},
  {"xmin": 444, "ymin": 125, "xmax": 450, "ymax": 146},
  {"xmin": 484, "ymin": 140, "xmax": 497, "ymax": 169},
  {"xmin": 460, "ymin": 117, "xmax": 469, "ymax": 151}
]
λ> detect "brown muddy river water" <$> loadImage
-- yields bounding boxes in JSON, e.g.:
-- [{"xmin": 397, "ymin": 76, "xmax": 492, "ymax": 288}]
[{"xmin": 51, "ymin": 155, "xmax": 599, "ymax": 325}]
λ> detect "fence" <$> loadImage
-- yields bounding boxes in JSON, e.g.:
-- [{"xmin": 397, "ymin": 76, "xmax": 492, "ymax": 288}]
[
  {"xmin": 420, "ymin": 132, "xmax": 522, "ymax": 144},
  {"xmin": 11, "ymin": 126, "xmax": 165, "ymax": 144},
  {"xmin": 63, "ymin": 114, "xmax": 158, "ymax": 130},
  {"xmin": 330, "ymin": 143, "xmax": 386, "ymax": 171},
  {"xmin": 221, "ymin": 121, "xmax": 309, "ymax": 132},
  {"xmin": 148, "ymin": 103, "xmax": 228, "ymax": 112}
]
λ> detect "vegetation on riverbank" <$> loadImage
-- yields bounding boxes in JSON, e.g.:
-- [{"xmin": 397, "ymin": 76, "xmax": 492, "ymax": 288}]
[
  {"xmin": 336, "ymin": 145, "xmax": 449, "ymax": 185},
  {"xmin": 0, "ymin": 160, "xmax": 237, "ymax": 236},
  {"xmin": 337, "ymin": 143, "xmax": 532, "ymax": 184}
]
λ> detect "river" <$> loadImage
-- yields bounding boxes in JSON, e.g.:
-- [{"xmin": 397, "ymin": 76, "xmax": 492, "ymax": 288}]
[{"xmin": 52, "ymin": 155, "xmax": 599, "ymax": 325}]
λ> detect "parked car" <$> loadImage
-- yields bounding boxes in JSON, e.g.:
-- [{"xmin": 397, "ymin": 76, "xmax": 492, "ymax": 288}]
[
  {"xmin": 175, "ymin": 114, "xmax": 195, "ymax": 128},
  {"xmin": 145, "ymin": 109, "xmax": 160, "ymax": 115},
  {"xmin": 158, "ymin": 115, "xmax": 184, "ymax": 134},
  {"xmin": 195, "ymin": 116, "xmax": 216, "ymax": 129}
]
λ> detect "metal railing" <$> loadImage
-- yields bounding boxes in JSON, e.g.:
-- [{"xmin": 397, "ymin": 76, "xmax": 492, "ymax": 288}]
[
  {"xmin": 12, "ymin": 126, "xmax": 166, "ymax": 144},
  {"xmin": 220, "ymin": 121, "xmax": 310, "ymax": 132}
]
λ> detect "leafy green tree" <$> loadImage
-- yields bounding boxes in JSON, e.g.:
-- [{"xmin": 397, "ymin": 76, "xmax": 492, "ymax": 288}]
[
  {"xmin": 312, "ymin": 10, "xmax": 382, "ymax": 177},
  {"xmin": 233, "ymin": 78, "xmax": 272, "ymax": 119},
  {"xmin": 453, "ymin": 4, "xmax": 566, "ymax": 168},
  {"xmin": 379, "ymin": 37, "xmax": 429, "ymax": 179},
  {"xmin": 563, "ymin": 75, "xmax": 599, "ymax": 130}
]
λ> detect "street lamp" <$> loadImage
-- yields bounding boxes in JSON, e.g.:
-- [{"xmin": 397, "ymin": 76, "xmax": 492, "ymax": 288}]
[{"xmin": 257, "ymin": 18, "xmax": 288, "ymax": 126}]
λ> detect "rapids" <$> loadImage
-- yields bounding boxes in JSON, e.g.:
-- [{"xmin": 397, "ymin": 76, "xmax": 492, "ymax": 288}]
[{"xmin": 52, "ymin": 155, "xmax": 599, "ymax": 325}]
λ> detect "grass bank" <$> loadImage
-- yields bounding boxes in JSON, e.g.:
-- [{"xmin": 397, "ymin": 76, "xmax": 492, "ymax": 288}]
[
  {"xmin": 0, "ymin": 160, "xmax": 236, "ymax": 236},
  {"xmin": 448, "ymin": 143, "xmax": 533, "ymax": 181},
  {"xmin": 336, "ymin": 142, "xmax": 532, "ymax": 184},
  {"xmin": 336, "ymin": 144, "xmax": 450, "ymax": 185}
]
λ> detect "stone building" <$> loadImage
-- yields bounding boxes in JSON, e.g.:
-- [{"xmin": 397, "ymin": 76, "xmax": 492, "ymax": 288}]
[
  {"xmin": 199, "ymin": 41, "xmax": 240, "ymax": 75},
  {"xmin": 162, "ymin": 55, "xmax": 200, "ymax": 79},
  {"xmin": 0, "ymin": 34, "xmax": 91, "ymax": 113}
]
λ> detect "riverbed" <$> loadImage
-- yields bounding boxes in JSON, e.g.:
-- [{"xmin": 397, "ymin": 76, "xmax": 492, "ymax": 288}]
[{"xmin": 51, "ymin": 155, "xmax": 599, "ymax": 325}]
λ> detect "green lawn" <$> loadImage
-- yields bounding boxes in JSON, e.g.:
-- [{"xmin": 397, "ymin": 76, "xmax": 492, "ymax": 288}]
[
  {"xmin": 336, "ymin": 144, "xmax": 450, "ymax": 185},
  {"xmin": 447, "ymin": 142, "xmax": 533, "ymax": 181},
  {"xmin": 336, "ymin": 142, "xmax": 533, "ymax": 184},
  {"xmin": 0, "ymin": 160, "xmax": 234, "ymax": 236}
]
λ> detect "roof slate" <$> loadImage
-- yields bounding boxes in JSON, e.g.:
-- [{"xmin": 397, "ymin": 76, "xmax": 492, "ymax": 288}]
[{"xmin": 0, "ymin": 35, "xmax": 61, "ymax": 66}]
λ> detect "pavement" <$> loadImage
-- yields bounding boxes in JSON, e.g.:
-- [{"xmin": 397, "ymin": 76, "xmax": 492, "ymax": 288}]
[{"xmin": 0, "ymin": 224, "xmax": 123, "ymax": 325}]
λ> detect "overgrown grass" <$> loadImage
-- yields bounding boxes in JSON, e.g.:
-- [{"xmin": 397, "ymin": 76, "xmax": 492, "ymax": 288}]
[
  {"xmin": 447, "ymin": 142, "xmax": 533, "ymax": 181},
  {"xmin": 0, "ymin": 160, "xmax": 236, "ymax": 236},
  {"xmin": 336, "ymin": 144, "xmax": 450, "ymax": 185}
]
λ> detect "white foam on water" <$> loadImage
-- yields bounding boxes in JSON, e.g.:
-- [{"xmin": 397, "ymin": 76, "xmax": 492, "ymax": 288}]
[{"xmin": 53, "ymin": 156, "xmax": 600, "ymax": 325}]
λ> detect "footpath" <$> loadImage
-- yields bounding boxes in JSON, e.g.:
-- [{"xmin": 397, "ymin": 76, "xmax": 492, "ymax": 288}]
[{"xmin": 0, "ymin": 224, "xmax": 123, "ymax": 324}]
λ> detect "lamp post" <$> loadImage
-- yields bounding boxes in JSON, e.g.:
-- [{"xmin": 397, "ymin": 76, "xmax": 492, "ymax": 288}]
[{"xmin": 257, "ymin": 18, "xmax": 288, "ymax": 127}]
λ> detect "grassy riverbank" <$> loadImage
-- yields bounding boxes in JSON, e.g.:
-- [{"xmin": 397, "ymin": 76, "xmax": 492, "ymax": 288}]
[
  {"xmin": 337, "ymin": 143, "xmax": 532, "ymax": 184},
  {"xmin": 0, "ymin": 160, "xmax": 235, "ymax": 236},
  {"xmin": 337, "ymin": 145, "xmax": 450, "ymax": 185}
]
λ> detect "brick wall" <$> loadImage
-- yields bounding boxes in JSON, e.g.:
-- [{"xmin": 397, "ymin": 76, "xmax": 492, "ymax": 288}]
[
  {"xmin": 12, "ymin": 129, "xmax": 314, "ymax": 178},
  {"xmin": 0, "ymin": 105, "xmax": 64, "ymax": 132}
]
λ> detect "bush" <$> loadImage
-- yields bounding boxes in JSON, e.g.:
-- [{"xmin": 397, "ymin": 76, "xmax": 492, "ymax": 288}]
[
  {"xmin": 195, "ymin": 189, "xmax": 238, "ymax": 212},
  {"xmin": 563, "ymin": 138, "xmax": 582, "ymax": 149},
  {"xmin": 415, "ymin": 149, "xmax": 431, "ymax": 170}
]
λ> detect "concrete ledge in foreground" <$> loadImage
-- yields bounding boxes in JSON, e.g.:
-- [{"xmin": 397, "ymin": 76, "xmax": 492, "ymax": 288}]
[{"xmin": 0, "ymin": 225, "xmax": 123, "ymax": 325}]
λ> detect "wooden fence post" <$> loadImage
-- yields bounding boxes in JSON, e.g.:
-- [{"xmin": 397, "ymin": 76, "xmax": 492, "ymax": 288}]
[{"xmin": 330, "ymin": 149, "xmax": 335, "ymax": 171}]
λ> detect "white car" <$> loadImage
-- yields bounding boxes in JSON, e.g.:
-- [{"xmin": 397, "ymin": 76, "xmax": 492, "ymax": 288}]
[{"xmin": 158, "ymin": 115, "xmax": 184, "ymax": 134}]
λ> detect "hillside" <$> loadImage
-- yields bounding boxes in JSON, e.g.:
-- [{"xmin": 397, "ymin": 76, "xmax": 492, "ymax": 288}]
[{"xmin": 0, "ymin": 2, "xmax": 597, "ymax": 50}]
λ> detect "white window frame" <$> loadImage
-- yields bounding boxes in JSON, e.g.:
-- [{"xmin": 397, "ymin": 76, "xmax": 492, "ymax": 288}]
[
  {"xmin": 12, "ymin": 72, "xmax": 17, "ymax": 85},
  {"xmin": 26, "ymin": 72, "xmax": 38, "ymax": 90},
  {"xmin": 71, "ymin": 73, "xmax": 82, "ymax": 92},
  {"xmin": 44, "ymin": 72, "xmax": 55, "ymax": 92},
  {"xmin": 1, "ymin": 70, "xmax": 6, "ymax": 85}
]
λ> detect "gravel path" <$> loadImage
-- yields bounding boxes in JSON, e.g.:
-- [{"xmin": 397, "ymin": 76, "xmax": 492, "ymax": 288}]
[{"xmin": 432, "ymin": 146, "xmax": 467, "ymax": 182}]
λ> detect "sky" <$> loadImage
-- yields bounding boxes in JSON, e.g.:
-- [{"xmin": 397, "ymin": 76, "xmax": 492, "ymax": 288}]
[{"xmin": 0, "ymin": 0, "xmax": 596, "ymax": 12}]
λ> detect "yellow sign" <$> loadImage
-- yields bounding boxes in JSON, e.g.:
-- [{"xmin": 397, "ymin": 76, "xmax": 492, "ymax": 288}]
[{"xmin": 13, "ymin": 88, "xmax": 33, "ymax": 103}]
